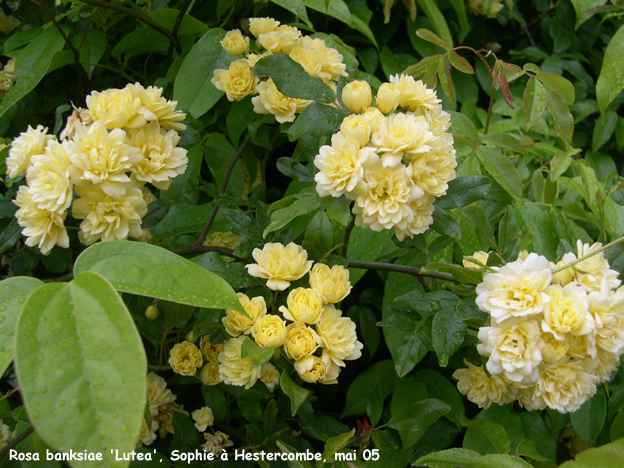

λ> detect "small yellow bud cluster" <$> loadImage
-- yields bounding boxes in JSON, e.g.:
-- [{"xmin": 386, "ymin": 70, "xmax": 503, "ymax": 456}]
[
  {"xmin": 211, "ymin": 18, "xmax": 347, "ymax": 123},
  {"xmin": 467, "ymin": 0, "xmax": 504, "ymax": 18},
  {"xmin": 315, "ymin": 74, "xmax": 456, "ymax": 240},
  {"xmin": 455, "ymin": 242, "xmax": 624, "ymax": 413},
  {"xmin": 8, "ymin": 83, "xmax": 188, "ymax": 255}
]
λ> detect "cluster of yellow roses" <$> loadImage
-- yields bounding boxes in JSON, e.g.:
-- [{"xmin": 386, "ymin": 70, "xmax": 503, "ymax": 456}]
[
  {"xmin": 314, "ymin": 75, "xmax": 456, "ymax": 240},
  {"xmin": 7, "ymin": 83, "xmax": 188, "ymax": 254},
  {"xmin": 211, "ymin": 17, "xmax": 347, "ymax": 123},
  {"xmin": 454, "ymin": 241, "xmax": 624, "ymax": 413},
  {"xmin": 168, "ymin": 242, "xmax": 361, "ymax": 391}
]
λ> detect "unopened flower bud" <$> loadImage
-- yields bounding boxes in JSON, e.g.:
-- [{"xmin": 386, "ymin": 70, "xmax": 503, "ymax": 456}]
[
  {"xmin": 342, "ymin": 81, "xmax": 372, "ymax": 114},
  {"xmin": 376, "ymin": 83, "xmax": 401, "ymax": 114},
  {"xmin": 186, "ymin": 331, "xmax": 197, "ymax": 343},
  {"xmin": 145, "ymin": 304, "xmax": 159, "ymax": 320},
  {"xmin": 221, "ymin": 29, "xmax": 250, "ymax": 56}
]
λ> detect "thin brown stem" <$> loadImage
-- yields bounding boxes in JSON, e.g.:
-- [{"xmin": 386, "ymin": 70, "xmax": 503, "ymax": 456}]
[
  {"xmin": 36, "ymin": 0, "xmax": 83, "ymax": 97},
  {"xmin": 340, "ymin": 216, "xmax": 355, "ymax": 258},
  {"xmin": 166, "ymin": 0, "xmax": 194, "ymax": 63},
  {"xmin": 79, "ymin": 0, "xmax": 181, "ymax": 54},
  {"xmin": 0, "ymin": 426, "xmax": 35, "ymax": 458},
  {"xmin": 171, "ymin": 245, "xmax": 244, "ymax": 262},
  {"xmin": 196, "ymin": 134, "xmax": 252, "ymax": 245},
  {"xmin": 347, "ymin": 260, "xmax": 458, "ymax": 282}
]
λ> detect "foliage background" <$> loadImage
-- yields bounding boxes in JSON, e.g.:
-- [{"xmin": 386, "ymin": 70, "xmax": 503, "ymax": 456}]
[{"xmin": 1, "ymin": 0, "xmax": 624, "ymax": 467}]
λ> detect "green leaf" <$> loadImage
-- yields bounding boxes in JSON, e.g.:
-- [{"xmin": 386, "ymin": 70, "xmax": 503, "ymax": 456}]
[
  {"xmin": 74, "ymin": 241, "xmax": 245, "ymax": 314},
  {"xmin": 448, "ymin": 0, "xmax": 471, "ymax": 41},
  {"xmin": 74, "ymin": 30, "xmax": 106, "ymax": 80},
  {"xmin": 150, "ymin": 203, "xmax": 214, "ymax": 239},
  {"xmin": 448, "ymin": 50, "xmax": 474, "ymax": 74},
  {"xmin": 160, "ymin": 145, "xmax": 203, "ymax": 205},
  {"xmin": 476, "ymin": 147, "xmax": 523, "ymax": 202},
  {"xmin": 597, "ymin": 25, "xmax": 624, "ymax": 114},
  {"xmin": 415, "ymin": 1, "xmax": 454, "ymax": 48},
  {"xmin": 388, "ymin": 399, "xmax": 451, "ymax": 442},
  {"xmin": 276, "ymin": 439, "xmax": 314, "ymax": 468},
  {"xmin": 593, "ymin": 109, "xmax": 618, "ymax": 151},
  {"xmin": 346, "ymin": 227, "xmax": 393, "ymax": 285},
  {"xmin": 253, "ymin": 53, "xmax": 335, "ymax": 103},
  {"xmin": 269, "ymin": 0, "xmax": 313, "ymax": 28},
  {"xmin": 515, "ymin": 205, "xmax": 559, "ymax": 260},
  {"xmin": 515, "ymin": 439, "xmax": 550, "ymax": 461},
  {"xmin": 0, "ymin": 223, "xmax": 22, "ymax": 255},
  {"xmin": 415, "ymin": 28, "xmax": 450, "ymax": 51},
  {"xmin": 15, "ymin": 272, "xmax": 146, "ymax": 467},
  {"xmin": 280, "ymin": 371, "xmax": 309, "ymax": 417},
  {"xmin": 192, "ymin": 252, "xmax": 254, "ymax": 289},
  {"xmin": 264, "ymin": 193, "xmax": 326, "ymax": 237},
  {"xmin": 0, "ymin": 27, "xmax": 66, "ymax": 119},
  {"xmin": 448, "ymin": 111, "xmax": 479, "ymax": 142},
  {"xmin": 240, "ymin": 337, "xmax": 274, "ymax": 366},
  {"xmin": 173, "ymin": 29, "xmax": 235, "ymax": 119},
  {"xmin": 435, "ymin": 176, "xmax": 491, "ymax": 209},
  {"xmin": 416, "ymin": 448, "xmax": 481, "ymax": 467},
  {"xmin": 523, "ymin": 76, "xmax": 547, "ymax": 132},
  {"xmin": 482, "ymin": 132, "xmax": 525, "ymax": 154},
  {"xmin": 431, "ymin": 207, "xmax": 461, "ymax": 239},
  {"xmin": 570, "ymin": 386, "xmax": 606, "ymax": 447},
  {"xmin": 416, "ymin": 369, "xmax": 465, "ymax": 428},
  {"xmin": 0, "ymin": 277, "xmax": 43, "ymax": 376},
  {"xmin": 343, "ymin": 360, "xmax": 397, "ymax": 417},
  {"xmin": 460, "ymin": 413, "xmax": 511, "ymax": 454},
  {"xmin": 431, "ymin": 306, "xmax": 468, "ymax": 367},
  {"xmin": 550, "ymin": 150, "xmax": 573, "ymax": 181},
  {"xmin": 226, "ymin": 97, "xmax": 256, "ymax": 146},
  {"xmin": 421, "ymin": 261, "xmax": 482, "ymax": 284},
  {"xmin": 322, "ymin": 429, "xmax": 356, "ymax": 464},
  {"xmin": 610, "ymin": 411, "xmax": 624, "ymax": 442},
  {"xmin": 545, "ymin": 86, "xmax": 574, "ymax": 148},
  {"xmin": 559, "ymin": 438, "xmax": 624, "ymax": 468},
  {"xmin": 288, "ymin": 102, "xmax": 346, "ymax": 141},
  {"xmin": 536, "ymin": 73, "xmax": 575, "ymax": 105},
  {"xmin": 571, "ymin": 0, "xmax": 608, "ymax": 28}
]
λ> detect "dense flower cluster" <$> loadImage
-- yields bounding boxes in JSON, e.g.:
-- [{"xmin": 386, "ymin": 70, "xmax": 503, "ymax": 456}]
[
  {"xmin": 7, "ymin": 83, "xmax": 188, "ymax": 254},
  {"xmin": 169, "ymin": 242, "xmax": 361, "ymax": 389},
  {"xmin": 314, "ymin": 74, "xmax": 456, "ymax": 240},
  {"xmin": 211, "ymin": 17, "xmax": 346, "ymax": 123},
  {"xmin": 454, "ymin": 241, "xmax": 624, "ymax": 413}
]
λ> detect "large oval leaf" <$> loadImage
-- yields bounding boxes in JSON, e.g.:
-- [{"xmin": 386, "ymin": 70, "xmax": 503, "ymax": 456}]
[
  {"xmin": 597, "ymin": 24, "xmax": 624, "ymax": 115},
  {"xmin": 74, "ymin": 241, "xmax": 245, "ymax": 314},
  {"xmin": 15, "ymin": 271, "xmax": 147, "ymax": 468},
  {"xmin": 0, "ymin": 276, "xmax": 43, "ymax": 375}
]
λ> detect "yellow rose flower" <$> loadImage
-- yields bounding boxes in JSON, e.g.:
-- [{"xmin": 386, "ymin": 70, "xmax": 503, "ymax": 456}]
[
  {"xmin": 129, "ymin": 83, "xmax": 186, "ymax": 131},
  {"xmin": 362, "ymin": 107, "xmax": 385, "ymax": 133},
  {"xmin": 284, "ymin": 322, "xmax": 320, "ymax": 360},
  {"xmin": 86, "ymin": 85, "xmax": 146, "ymax": 129},
  {"xmin": 14, "ymin": 186, "xmax": 69, "ymax": 255},
  {"xmin": 221, "ymin": 29, "xmax": 250, "ymax": 56},
  {"xmin": 260, "ymin": 362, "xmax": 280, "ymax": 391},
  {"xmin": 252, "ymin": 315, "xmax": 287, "ymax": 348},
  {"xmin": 212, "ymin": 59, "xmax": 258, "ymax": 102},
  {"xmin": 541, "ymin": 331, "xmax": 569, "ymax": 363},
  {"xmin": 570, "ymin": 241, "xmax": 621, "ymax": 293},
  {"xmin": 6, "ymin": 124, "xmax": 55, "ymax": 179},
  {"xmin": 169, "ymin": 341, "xmax": 203, "ymax": 376},
  {"xmin": 218, "ymin": 337, "xmax": 262, "ymax": 389},
  {"xmin": 376, "ymin": 83, "xmax": 401, "ymax": 115},
  {"xmin": 251, "ymin": 78, "xmax": 310, "ymax": 123},
  {"xmin": 137, "ymin": 418, "xmax": 158, "ymax": 446},
  {"xmin": 393, "ymin": 195, "xmax": 435, "ymax": 241},
  {"xmin": 463, "ymin": 251, "xmax": 490, "ymax": 269},
  {"xmin": 191, "ymin": 407, "xmax": 214, "ymax": 432},
  {"xmin": 453, "ymin": 360, "xmax": 517, "ymax": 409},
  {"xmin": 288, "ymin": 38, "xmax": 323, "ymax": 77},
  {"xmin": 371, "ymin": 113, "xmax": 435, "ymax": 168},
  {"xmin": 72, "ymin": 185, "xmax": 147, "ymax": 245},
  {"xmin": 147, "ymin": 372, "xmax": 176, "ymax": 418},
  {"xmin": 294, "ymin": 355, "xmax": 325, "ymax": 383},
  {"xmin": 26, "ymin": 140, "xmax": 73, "ymax": 214},
  {"xmin": 200, "ymin": 362, "xmax": 222, "ymax": 386},
  {"xmin": 409, "ymin": 134, "xmax": 457, "ymax": 197},
  {"xmin": 534, "ymin": 359, "xmax": 598, "ymax": 413},
  {"xmin": 342, "ymin": 80, "xmax": 372, "ymax": 114},
  {"xmin": 390, "ymin": 74, "xmax": 441, "ymax": 112},
  {"xmin": 199, "ymin": 336, "xmax": 224, "ymax": 362},
  {"xmin": 567, "ymin": 333, "xmax": 597, "ymax": 360},
  {"xmin": 588, "ymin": 292, "xmax": 624, "ymax": 354},
  {"xmin": 257, "ymin": 25, "xmax": 301, "ymax": 53},
  {"xmin": 595, "ymin": 348, "xmax": 620, "ymax": 382},
  {"xmin": 246, "ymin": 50, "xmax": 273, "ymax": 67},
  {"xmin": 542, "ymin": 284, "xmax": 594, "ymax": 340},
  {"xmin": 308, "ymin": 264, "xmax": 352, "ymax": 304},
  {"xmin": 279, "ymin": 287, "xmax": 324, "ymax": 324},
  {"xmin": 316, "ymin": 305, "xmax": 363, "ymax": 366},
  {"xmin": 0, "ymin": 420, "xmax": 11, "ymax": 450},
  {"xmin": 340, "ymin": 114, "xmax": 371, "ymax": 147},
  {"xmin": 202, "ymin": 231, "xmax": 244, "ymax": 262},
  {"xmin": 222, "ymin": 292, "xmax": 267, "ymax": 337},
  {"xmin": 552, "ymin": 253, "xmax": 576, "ymax": 286},
  {"xmin": 246, "ymin": 242, "xmax": 313, "ymax": 291},
  {"xmin": 249, "ymin": 17, "xmax": 280, "ymax": 38}
]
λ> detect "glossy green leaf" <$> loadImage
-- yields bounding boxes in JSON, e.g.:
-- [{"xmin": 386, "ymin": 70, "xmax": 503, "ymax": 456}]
[
  {"xmin": 570, "ymin": 386, "xmax": 606, "ymax": 447},
  {"xmin": 537, "ymin": 72, "xmax": 575, "ymax": 105},
  {"xmin": 74, "ymin": 30, "xmax": 106, "ymax": 80},
  {"xmin": 571, "ymin": 0, "xmax": 608, "ymax": 28},
  {"xmin": 15, "ymin": 271, "xmax": 146, "ymax": 468},
  {"xmin": 343, "ymin": 360, "xmax": 397, "ymax": 417},
  {"xmin": 269, "ymin": 0, "xmax": 313, "ymax": 28},
  {"xmin": 559, "ymin": 438, "xmax": 624, "ymax": 468},
  {"xmin": 432, "ymin": 207, "xmax": 461, "ymax": 239},
  {"xmin": 280, "ymin": 371, "xmax": 309, "ymax": 417},
  {"xmin": 74, "ymin": 241, "xmax": 245, "ymax": 314},
  {"xmin": 149, "ymin": 203, "xmax": 214, "ymax": 239},
  {"xmin": 416, "ymin": 448, "xmax": 481, "ymax": 467},
  {"xmin": 240, "ymin": 336, "xmax": 274, "ymax": 367},
  {"xmin": 415, "ymin": 1, "xmax": 453, "ymax": 48},
  {"xmin": 288, "ymin": 102, "xmax": 346, "ymax": 141},
  {"xmin": 515, "ymin": 439, "xmax": 550, "ymax": 461},
  {"xmin": 597, "ymin": 24, "xmax": 624, "ymax": 115},
  {"xmin": 346, "ymin": 227, "xmax": 393, "ymax": 285},
  {"xmin": 253, "ymin": 53, "xmax": 335, "ymax": 103},
  {"xmin": 592, "ymin": 109, "xmax": 618, "ymax": 151},
  {"xmin": 0, "ymin": 27, "xmax": 66, "ymax": 119},
  {"xmin": 435, "ymin": 176, "xmax": 491, "ymax": 209},
  {"xmin": 263, "ymin": 193, "xmax": 326, "ymax": 237},
  {"xmin": 321, "ymin": 429, "xmax": 356, "ymax": 464},
  {"xmin": 431, "ymin": 306, "xmax": 468, "ymax": 367},
  {"xmin": 449, "ymin": 111, "xmax": 479, "ymax": 142},
  {"xmin": 0, "ymin": 277, "xmax": 43, "ymax": 376},
  {"xmin": 388, "ymin": 398, "xmax": 451, "ymax": 444},
  {"xmin": 460, "ymin": 413, "xmax": 511, "ymax": 454},
  {"xmin": 523, "ymin": 76, "xmax": 547, "ymax": 132},
  {"xmin": 476, "ymin": 147, "xmax": 523, "ymax": 201}
]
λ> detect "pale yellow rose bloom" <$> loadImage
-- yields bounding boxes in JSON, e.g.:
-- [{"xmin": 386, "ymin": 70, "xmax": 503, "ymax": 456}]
[
  {"xmin": 393, "ymin": 195, "xmax": 435, "ymax": 241},
  {"xmin": 534, "ymin": 359, "xmax": 598, "ymax": 413},
  {"xmin": 200, "ymin": 362, "xmax": 222, "ymax": 386},
  {"xmin": 260, "ymin": 362, "xmax": 280, "ymax": 391},
  {"xmin": 463, "ymin": 251, "xmax": 490, "ymax": 269},
  {"xmin": 552, "ymin": 253, "xmax": 576, "ymax": 286},
  {"xmin": 249, "ymin": 17, "xmax": 280, "ymax": 38},
  {"xmin": 222, "ymin": 293, "xmax": 267, "ymax": 337},
  {"xmin": 221, "ymin": 29, "xmax": 250, "ymax": 56},
  {"xmin": 541, "ymin": 331, "xmax": 569, "ymax": 363},
  {"xmin": 588, "ymin": 292, "xmax": 624, "ymax": 354},
  {"xmin": 192, "ymin": 407, "xmax": 214, "ymax": 432},
  {"xmin": 246, "ymin": 242, "xmax": 313, "ymax": 291},
  {"xmin": 342, "ymin": 80, "xmax": 372, "ymax": 114},
  {"xmin": 316, "ymin": 305, "xmax": 363, "ymax": 367},
  {"xmin": 542, "ymin": 284, "xmax": 594, "ymax": 340},
  {"xmin": 212, "ymin": 59, "xmax": 258, "ymax": 102},
  {"xmin": 309, "ymin": 264, "xmax": 352, "ymax": 304},
  {"xmin": 202, "ymin": 232, "xmax": 244, "ymax": 262},
  {"xmin": 294, "ymin": 355, "xmax": 325, "ymax": 383},
  {"xmin": 199, "ymin": 336, "xmax": 225, "ymax": 362},
  {"xmin": 252, "ymin": 315, "xmax": 287, "ymax": 348},
  {"xmin": 26, "ymin": 140, "xmax": 73, "ymax": 214},
  {"xmin": 453, "ymin": 360, "xmax": 517, "ymax": 409},
  {"xmin": 468, "ymin": 0, "xmax": 504, "ymax": 18},
  {"xmin": 376, "ymin": 82, "xmax": 401, "ymax": 115},
  {"xmin": 409, "ymin": 133, "xmax": 457, "ymax": 196},
  {"xmin": 246, "ymin": 50, "xmax": 273, "ymax": 67},
  {"xmin": 137, "ymin": 418, "xmax": 158, "ymax": 446},
  {"xmin": 362, "ymin": 107, "xmax": 385, "ymax": 133},
  {"xmin": 284, "ymin": 322, "xmax": 320, "ymax": 360},
  {"xmin": 218, "ymin": 337, "xmax": 262, "ymax": 389},
  {"xmin": 340, "ymin": 114, "xmax": 371, "ymax": 147},
  {"xmin": 169, "ymin": 341, "xmax": 203, "ymax": 376},
  {"xmin": 60, "ymin": 107, "xmax": 93, "ymax": 140},
  {"xmin": 371, "ymin": 113, "xmax": 434, "ymax": 168},
  {"xmin": 0, "ymin": 420, "xmax": 12, "ymax": 450},
  {"xmin": 147, "ymin": 372, "xmax": 176, "ymax": 418},
  {"xmin": 389, "ymin": 74, "xmax": 441, "ymax": 112},
  {"xmin": 251, "ymin": 78, "xmax": 310, "ymax": 124},
  {"xmin": 288, "ymin": 39, "xmax": 323, "ymax": 77},
  {"xmin": 595, "ymin": 348, "xmax": 620, "ymax": 382},
  {"xmin": 6, "ymin": 124, "xmax": 55, "ymax": 179},
  {"xmin": 129, "ymin": 83, "xmax": 186, "ymax": 131},
  {"xmin": 279, "ymin": 287, "xmax": 325, "ymax": 324},
  {"xmin": 86, "ymin": 85, "xmax": 146, "ymax": 129},
  {"xmin": 257, "ymin": 25, "xmax": 301, "ymax": 53}
]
